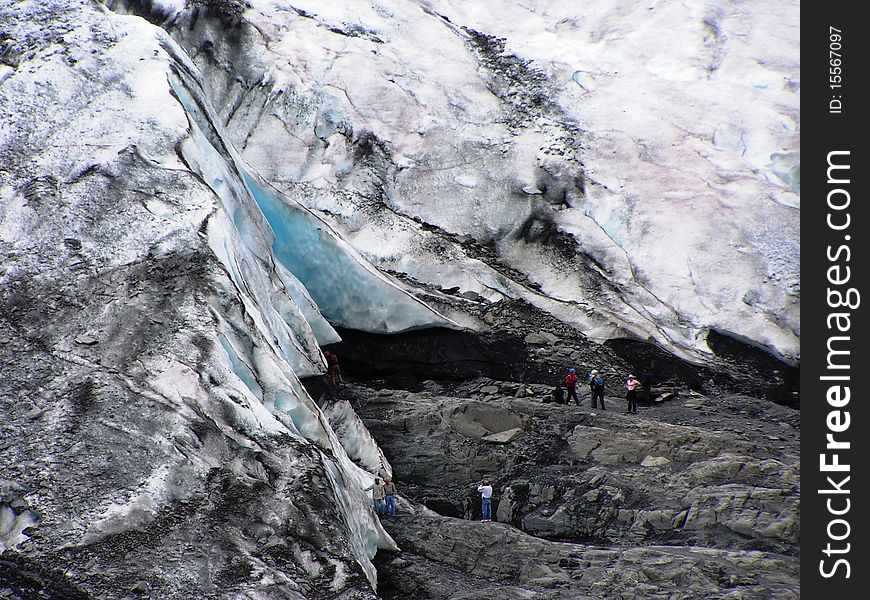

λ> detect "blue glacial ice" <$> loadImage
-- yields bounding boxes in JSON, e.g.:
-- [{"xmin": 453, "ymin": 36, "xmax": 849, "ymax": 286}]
[
  {"xmin": 243, "ymin": 171, "xmax": 457, "ymax": 334},
  {"xmin": 159, "ymin": 38, "xmax": 408, "ymax": 588}
]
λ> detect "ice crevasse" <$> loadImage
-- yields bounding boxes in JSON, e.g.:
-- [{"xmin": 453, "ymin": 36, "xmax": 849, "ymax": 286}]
[{"xmin": 154, "ymin": 28, "xmax": 456, "ymax": 586}]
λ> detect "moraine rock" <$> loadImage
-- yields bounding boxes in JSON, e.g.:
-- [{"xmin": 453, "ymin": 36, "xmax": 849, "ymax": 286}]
[
  {"xmin": 354, "ymin": 384, "xmax": 799, "ymax": 558},
  {"xmin": 375, "ymin": 515, "xmax": 798, "ymax": 599}
]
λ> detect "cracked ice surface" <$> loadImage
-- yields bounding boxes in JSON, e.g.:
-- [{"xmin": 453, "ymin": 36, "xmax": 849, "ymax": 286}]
[
  {"xmin": 161, "ymin": 32, "xmax": 421, "ymax": 581},
  {"xmin": 165, "ymin": 38, "xmax": 455, "ymax": 337},
  {"xmin": 1, "ymin": 0, "xmax": 410, "ymax": 592},
  {"xmin": 178, "ymin": 0, "xmax": 798, "ymax": 362}
]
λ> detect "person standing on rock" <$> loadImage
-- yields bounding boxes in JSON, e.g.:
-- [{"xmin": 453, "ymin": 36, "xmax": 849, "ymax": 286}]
[
  {"xmin": 641, "ymin": 370, "xmax": 654, "ymax": 404},
  {"xmin": 478, "ymin": 480, "xmax": 493, "ymax": 522},
  {"xmin": 625, "ymin": 374, "xmax": 641, "ymax": 414},
  {"xmin": 640, "ymin": 369, "xmax": 653, "ymax": 404},
  {"xmin": 587, "ymin": 369, "xmax": 606, "ymax": 410},
  {"xmin": 323, "ymin": 349, "xmax": 343, "ymax": 385},
  {"xmin": 365, "ymin": 477, "xmax": 387, "ymax": 516},
  {"xmin": 383, "ymin": 476, "xmax": 398, "ymax": 516},
  {"xmin": 564, "ymin": 368, "xmax": 579, "ymax": 405}
]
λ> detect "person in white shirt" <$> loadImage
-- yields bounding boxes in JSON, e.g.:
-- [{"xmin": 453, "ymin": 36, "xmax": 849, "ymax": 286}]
[
  {"xmin": 477, "ymin": 480, "xmax": 493, "ymax": 522},
  {"xmin": 364, "ymin": 477, "xmax": 387, "ymax": 516}
]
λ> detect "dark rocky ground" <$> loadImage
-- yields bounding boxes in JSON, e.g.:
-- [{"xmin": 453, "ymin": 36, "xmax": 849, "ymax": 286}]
[
  {"xmin": 316, "ymin": 364, "xmax": 799, "ymax": 599},
  {"xmin": 375, "ymin": 516, "xmax": 798, "ymax": 600},
  {"xmin": 312, "ymin": 295, "xmax": 799, "ymax": 598}
]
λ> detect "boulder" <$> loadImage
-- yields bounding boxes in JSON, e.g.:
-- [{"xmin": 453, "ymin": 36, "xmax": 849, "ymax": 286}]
[
  {"xmin": 524, "ymin": 332, "xmax": 558, "ymax": 346},
  {"xmin": 641, "ymin": 455, "xmax": 672, "ymax": 467},
  {"xmin": 482, "ymin": 427, "xmax": 525, "ymax": 444}
]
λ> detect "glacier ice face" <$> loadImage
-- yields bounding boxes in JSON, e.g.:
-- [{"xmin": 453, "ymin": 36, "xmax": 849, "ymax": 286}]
[
  {"xmin": 165, "ymin": 36, "xmax": 456, "ymax": 337},
  {"xmin": 162, "ymin": 27, "xmax": 411, "ymax": 583},
  {"xmin": 155, "ymin": 0, "xmax": 798, "ymax": 363},
  {"xmin": 0, "ymin": 0, "xmax": 411, "ymax": 594},
  {"xmin": 321, "ymin": 398, "xmax": 394, "ymax": 479},
  {"xmin": 243, "ymin": 172, "xmax": 458, "ymax": 334},
  {"xmin": 273, "ymin": 261, "xmax": 343, "ymax": 347},
  {"xmin": 0, "ymin": 0, "xmax": 799, "ymax": 594}
]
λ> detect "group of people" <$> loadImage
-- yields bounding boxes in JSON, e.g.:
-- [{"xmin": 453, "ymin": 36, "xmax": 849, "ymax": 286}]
[
  {"xmin": 365, "ymin": 475, "xmax": 398, "ymax": 517},
  {"xmin": 362, "ymin": 369, "xmax": 655, "ymax": 522},
  {"xmin": 364, "ymin": 475, "xmax": 495, "ymax": 523},
  {"xmin": 548, "ymin": 367, "xmax": 653, "ymax": 414}
]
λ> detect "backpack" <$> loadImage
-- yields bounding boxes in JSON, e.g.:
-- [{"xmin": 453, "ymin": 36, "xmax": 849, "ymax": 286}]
[
  {"xmin": 565, "ymin": 373, "xmax": 577, "ymax": 387},
  {"xmin": 591, "ymin": 376, "xmax": 604, "ymax": 391}
]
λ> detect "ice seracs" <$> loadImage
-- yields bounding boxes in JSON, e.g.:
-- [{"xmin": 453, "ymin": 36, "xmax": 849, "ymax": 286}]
[
  {"xmin": 157, "ymin": 0, "xmax": 798, "ymax": 364},
  {"xmin": 2, "ymin": 0, "xmax": 425, "ymax": 591}
]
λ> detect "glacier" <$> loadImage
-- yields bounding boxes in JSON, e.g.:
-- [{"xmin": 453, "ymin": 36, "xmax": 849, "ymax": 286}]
[
  {"xmin": 0, "ymin": 0, "xmax": 458, "ymax": 593},
  {"xmin": 0, "ymin": 0, "xmax": 799, "ymax": 597},
  {"xmin": 124, "ymin": 0, "xmax": 798, "ymax": 364}
]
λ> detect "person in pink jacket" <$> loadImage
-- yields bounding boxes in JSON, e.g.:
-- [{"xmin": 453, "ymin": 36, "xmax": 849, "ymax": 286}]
[{"xmin": 625, "ymin": 374, "xmax": 641, "ymax": 414}]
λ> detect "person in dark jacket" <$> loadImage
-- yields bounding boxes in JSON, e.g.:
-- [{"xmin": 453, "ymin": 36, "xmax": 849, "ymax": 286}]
[
  {"xmin": 587, "ymin": 369, "xmax": 606, "ymax": 410},
  {"xmin": 323, "ymin": 349, "xmax": 343, "ymax": 385},
  {"xmin": 548, "ymin": 382, "xmax": 566, "ymax": 404},
  {"xmin": 641, "ymin": 370, "xmax": 654, "ymax": 404},
  {"xmin": 564, "ymin": 368, "xmax": 579, "ymax": 405}
]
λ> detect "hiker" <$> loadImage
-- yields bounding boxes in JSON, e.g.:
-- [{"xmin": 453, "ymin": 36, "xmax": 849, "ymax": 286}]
[
  {"xmin": 625, "ymin": 374, "xmax": 641, "ymax": 414},
  {"xmin": 323, "ymin": 349, "xmax": 343, "ymax": 385},
  {"xmin": 587, "ymin": 369, "xmax": 606, "ymax": 410},
  {"xmin": 365, "ymin": 477, "xmax": 387, "ymax": 515},
  {"xmin": 548, "ymin": 382, "xmax": 566, "ymax": 405},
  {"xmin": 477, "ymin": 480, "xmax": 493, "ymax": 522},
  {"xmin": 383, "ymin": 476, "xmax": 398, "ymax": 516},
  {"xmin": 641, "ymin": 370, "xmax": 654, "ymax": 404},
  {"xmin": 564, "ymin": 368, "xmax": 579, "ymax": 405}
]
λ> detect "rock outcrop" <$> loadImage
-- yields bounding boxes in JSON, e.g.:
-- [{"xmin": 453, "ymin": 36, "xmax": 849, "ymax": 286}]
[
  {"xmin": 337, "ymin": 378, "xmax": 799, "ymax": 597},
  {"xmin": 353, "ymin": 384, "xmax": 798, "ymax": 552},
  {"xmin": 375, "ymin": 515, "xmax": 798, "ymax": 599}
]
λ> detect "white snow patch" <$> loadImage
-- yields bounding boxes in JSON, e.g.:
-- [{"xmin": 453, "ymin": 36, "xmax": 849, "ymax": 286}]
[
  {"xmin": 454, "ymin": 174, "xmax": 479, "ymax": 188},
  {"xmin": 81, "ymin": 463, "xmax": 175, "ymax": 543},
  {"xmin": 0, "ymin": 506, "xmax": 38, "ymax": 552},
  {"xmin": 322, "ymin": 399, "xmax": 393, "ymax": 477}
]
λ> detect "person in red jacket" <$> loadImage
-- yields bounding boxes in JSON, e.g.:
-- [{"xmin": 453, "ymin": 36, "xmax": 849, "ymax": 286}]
[
  {"xmin": 564, "ymin": 368, "xmax": 579, "ymax": 405},
  {"xmin": 323, "ymin": 349, "xmax": 343, "ymax": 385}
]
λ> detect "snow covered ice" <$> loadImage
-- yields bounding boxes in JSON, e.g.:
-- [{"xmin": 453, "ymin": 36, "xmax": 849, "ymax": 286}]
[
  {"xmin": 160, "ymin": 0, "xmax": 799, "ymax": 364},
  {"xmin": 0, "ymin": 0, "xmax": 418, "ymax": 591}
]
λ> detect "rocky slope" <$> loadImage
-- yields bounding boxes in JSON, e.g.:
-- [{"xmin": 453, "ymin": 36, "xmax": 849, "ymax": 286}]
[
  {"xmin": 339, "ymin": 379, "xmax": 799, "ymax": 598},
  {"xmin": 376, "ymin": 516, "xmax": 798, "ymax": 599},
  {"xmin": 350, "ymin": 384, "xmax": 799, "ymax": 550}
]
